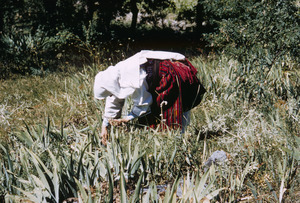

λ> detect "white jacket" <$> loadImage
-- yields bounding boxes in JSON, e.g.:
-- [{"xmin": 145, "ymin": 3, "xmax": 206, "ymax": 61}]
[{"xmin": 93, "ymin": 50, "xmax": 185, "ymax": 126}]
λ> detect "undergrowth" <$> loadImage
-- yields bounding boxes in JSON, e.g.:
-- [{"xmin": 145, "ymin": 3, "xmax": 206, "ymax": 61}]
[{"xmin": 0, "ymin": 53, "xmax": 299, "ymax": 202}]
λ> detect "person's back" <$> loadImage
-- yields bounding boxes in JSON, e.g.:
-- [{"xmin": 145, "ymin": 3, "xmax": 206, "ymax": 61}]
[{"xmin": 93, "ymin": 50, "xmax": 205, "ymax": 145}]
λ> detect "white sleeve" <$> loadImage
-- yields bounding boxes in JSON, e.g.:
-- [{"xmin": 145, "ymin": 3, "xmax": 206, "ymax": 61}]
[
  {"xmin": 102, "ymin": 95, "xmax": 125, "ymax": 126},
  {"xmin": 125, "ymin": 69, "xmax": 153, "ymax": 120},
  {"xmin": 103, "ymin": 68, "xmax": 153, "ymax": 124}
]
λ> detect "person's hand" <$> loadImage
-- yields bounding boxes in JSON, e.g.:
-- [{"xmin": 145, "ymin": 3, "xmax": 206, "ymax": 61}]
[
  {"xmin": 109, "ymin": 118, "xmax": 130, "ymax": 126},
  {"xmin": 101, "ymin": 126, "xmax": 108, "ymax": 146}
]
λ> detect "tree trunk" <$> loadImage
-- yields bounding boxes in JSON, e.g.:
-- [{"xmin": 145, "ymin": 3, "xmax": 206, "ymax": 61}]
[
  {"xmin": 130, "ymin": 0, "xmax": 138, "ymax": 31},
  {"xmin": 196, "ymin": 0, "xmax": 205, "ymax": 33}
]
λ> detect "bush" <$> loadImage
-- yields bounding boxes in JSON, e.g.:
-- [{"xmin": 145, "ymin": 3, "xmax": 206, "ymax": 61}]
[
  {"xmin": 196, "ymin": 0, "xmax": 300, "ymax": 106},
  {"xmin": 202, "ymin": 0, "xmax": 299, "ymax": 66},
  {"xmin": 0, "ymin": 28, "xmax": 74, "ymax": 77},
  {"xmin": 0, "ymin": 0, "xmax": 125, "ymax": 78}
]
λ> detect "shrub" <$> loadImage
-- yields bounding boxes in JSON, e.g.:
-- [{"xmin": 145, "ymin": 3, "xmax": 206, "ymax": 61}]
[
  {"xmin": 194, "ymin": 0, "xmax": 300, "ymax": 107},
  {"xmin": 1, "ymin": 29, "xmax": 75, "ymax": 77},
  {"xmin": 202, "ymin": 0, "xmax": 299, "ymax": 65}
]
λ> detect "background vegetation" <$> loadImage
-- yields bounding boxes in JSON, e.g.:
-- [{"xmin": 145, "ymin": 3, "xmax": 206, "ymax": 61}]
[{"xmin": 0, "ymin": 0, "xmax": 299, "ymax": 202}]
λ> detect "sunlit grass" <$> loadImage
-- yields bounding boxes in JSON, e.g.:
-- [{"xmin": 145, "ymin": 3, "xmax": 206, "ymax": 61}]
[{"xmin": 0, "ymin": 54, "xmax": 299, "ymax": 202}]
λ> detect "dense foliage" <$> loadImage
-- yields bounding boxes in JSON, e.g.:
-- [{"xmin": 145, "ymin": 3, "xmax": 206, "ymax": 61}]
[
  {"xmin": 2, "ymin": 0, "xmax": 298, "ymax": 77},
  {"xmin": 203, "ymin": 0, "xmax": 299, "ymax": 64},
  {"xmin": 205, "ymin": 0, "xmax": 299, "ymax": 113},
  {"xmin": 0, "ymin": 0, "xmax": 176, "ymax": 77}
]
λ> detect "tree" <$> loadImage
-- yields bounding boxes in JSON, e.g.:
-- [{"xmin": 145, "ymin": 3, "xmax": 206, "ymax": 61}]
[
  {"xmin": 202, "ymin": 0, "xmax": 299, "ymax": 65},
  {"xmin": 130, "ymin": 0, "xmax": 138, "ymax": 30},
  {"xmin": 124, "ymin": 0, "xmax": 174, "ymax": 31}
]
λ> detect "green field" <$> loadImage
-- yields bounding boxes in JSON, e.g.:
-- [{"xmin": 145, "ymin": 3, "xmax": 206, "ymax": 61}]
[{"xmin": 0, "ymin": 53, "xmax": 299, "ymax": 202}]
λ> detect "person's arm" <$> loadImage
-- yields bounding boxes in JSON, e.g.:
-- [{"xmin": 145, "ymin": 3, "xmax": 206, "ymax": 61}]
[
  {"xmin": 111, "ymin": 67, "xmax": 152, "ymax": 124},
  {"xmin": 102, "ymin": 68, "xmax": 152, "ymax": 141},
  {"xmin": 110, "ymin": 80, "xmax": 152, "ymax": 126},
  {"xmin": 101, "ymin": 95, "xmax": 125, "ymax": 144}
]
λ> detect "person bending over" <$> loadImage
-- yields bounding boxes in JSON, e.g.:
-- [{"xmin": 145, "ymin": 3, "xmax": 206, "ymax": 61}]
[{"xmin": 94, "ymin": 50, "xmax": 205, "ymax": 145}]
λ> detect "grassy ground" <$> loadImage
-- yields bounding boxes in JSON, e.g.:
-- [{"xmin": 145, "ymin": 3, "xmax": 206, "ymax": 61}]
[{"xmin": 0, "ymin": 53, "xmax": 299, "ymax": 202}]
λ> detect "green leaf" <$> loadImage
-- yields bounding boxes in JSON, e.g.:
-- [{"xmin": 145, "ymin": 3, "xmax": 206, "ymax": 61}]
[
  {"xmin": 13, "ymin": 186, "xmax": 40, "ymax": 202},
  {"xmin": 27, "ymin": 150, "xmax": 52, "ymax": 193},
  {"xmin": 170, "ymin": 146, "xmax": 177, "ymax": 165},
  {"xmin": 105, "ymin": 160, "xmax": 114, "ymax": 203},
  {"xmin": 247, "ymin": 181, "xmax": 258, "ymax": 200},
  {"xmin": 206, "ymin": 187, "xmax": 226, "ymax": 200},
  {"xmin": 120, "ymin": 168, "xmax": 128, "ymax": 203},
  {"xmin": 265, "ymin": 179, "xmax": 278, "ymax": 201},
  {"xmin": 75, "ymin": 178, "xmax": 88, "ymax": 202},
  {"xmin": 130, "ymin": 172, "xmax": 144, "ymax": 203},
  {"xmin": 14, "ymin": 131, "xmax": 34, "ymax": 147},
  {"xmin": 163, "ymin": 184, "xmax": 171, "ymax": 203},
  {"xmin": 154, "ymin": 137, "xmax": 161, "ymax": 147},
  {"xmin": 169, "ymin": 174, "xmax": 181, "ymax": 202},
  {"xmin": 77, "ymin": 142, "xmax": 92, "ymax": 178}
]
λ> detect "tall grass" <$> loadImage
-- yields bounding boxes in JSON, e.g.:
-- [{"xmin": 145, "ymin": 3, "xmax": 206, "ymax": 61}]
[{"xmin": 0, "ymin": 53, "xmax": 299, "ymax": 202}]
